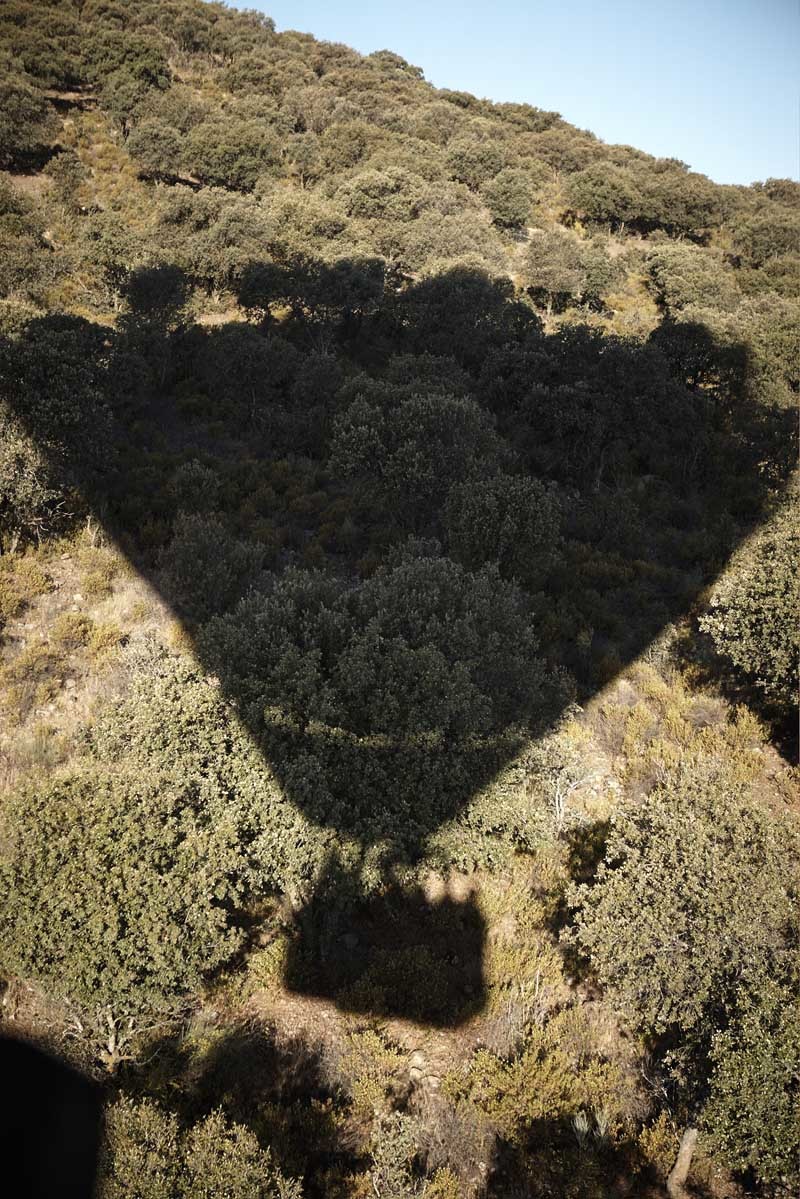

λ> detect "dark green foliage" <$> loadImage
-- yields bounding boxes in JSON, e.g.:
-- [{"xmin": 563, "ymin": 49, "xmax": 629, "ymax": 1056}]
[
  {"xmin": 202, "ymin": 553, "xmax": 544, "ymax": 739},
  {"xmin": 445, "ymin": 473, "xmax": 564, "ymax": 585},
  {"xmin": 44, "ymin": 149, "xmax": 87, "ymax": 210},
  {"xmin": 237, "ymin": 256, "xmax": 386, "ymax": 333},
  {"xmin": 0, "ymin": 2, "xmax": 84, "ymax": 88},
  {"xmin": 184, "ymin": 115, "xmax": 283, "ymax": 190},
  {"xmin": 331, "ymin": 391, "xmax": 504, "ymax": 524},
  {"xmin": 127, "ymin": 119, "xmax": 184, "ymax": 180},
  {"xmin": 391, "ymin": 267, "xmax": 538, "ymax": 368},
  {"xmin": 0, "ymin": 72, "xmax": 56, "ymax": 169},
  {"xmin": 701, "ymin": 500, "xmax": 799, "ymax": 710},
  {"xmin": 734, "ymin": 206, "xmax": 800, "ymax": 267},
  {"xmin": 0, "ymin": 315, "xmax": 113, "ymax": 544},
  {"xmin": 190, "ymin": 323, "xmax": 300, "ymax": 427},
  {"xmin": 154, "ymin": 186, "xmax": 274, "ymax": 294},
  {"xmin": 159, "ymin": 512, "xmax": 264, "ymax": 624},
  {"xmin": 0, "ymin": 175, "xmax": 53, "ymax": 301},
  {"xmin": 481, "ymin": 167, "xmax": 535, "ymax": 228},
  {"xmin": 645, "ymin": 243, "xmax": 739, "ymax": 313},
  {"xmin": 88, "ymin": 646, "xmax": 325, "ymax": 895},
  {"xmin": 703, "ymin": 982, "xmax": 800, "ymax": 1190},
  {"xmin": 567, "ymin": 160, "xmax": 721, "ymax": 236},
  {"xmin": 445, "ymin": 136, "xmax": 507, "ymax": 190},
  {"xmin": 569, "ymin": 763, "xmax": 800, "ymax": 1040},
  {"xmin": 0, "ymin": 766, "xmax": 248, "ymax": 1013},
  {"xmin": 83, "ymin": 29, "xmax": 171, "ymax": 90},
  {"xmin": 523, "ymin": 228, "xmax": 586, "ymax": 308},
  {"xmin": 566, "ymin": 163, "xmax": 641, "ymax": 229},
  {"xmin": 121, "ymin": 264, "xmax": 190, "ymax": 325}
]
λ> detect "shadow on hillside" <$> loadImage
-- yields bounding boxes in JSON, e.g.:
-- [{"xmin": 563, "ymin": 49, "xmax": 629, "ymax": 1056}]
[
  {"xmin": 0, "ymin": 264, "xmax": 793, "ymax": 1027},
  {"xmin": 119, "ymin": 1020, "xmax": 347, "ymax": 1183},
  {"xmin": 0, "ymin": 1035, "xmax": 102, "ymax": 1199},
  {"xmin": 283, "ymin": 856, "xmax": 485, "ymax": 1025},
  {"xmin": 114, "ymin": 1018, "xmax": 675, "ymax": 1198}
]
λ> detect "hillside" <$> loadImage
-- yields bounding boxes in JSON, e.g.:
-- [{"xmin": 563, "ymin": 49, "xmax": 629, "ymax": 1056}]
[{"xmin": 0, "ymin": 2, "xmax": 798, "ymax": 1197}]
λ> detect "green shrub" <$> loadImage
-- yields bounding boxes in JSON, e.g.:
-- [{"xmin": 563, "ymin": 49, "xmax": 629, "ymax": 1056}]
[
  {"xmin": 100, "ymin": 1100, "xmax": 302, "ymax": 1198},
  {"xmin": 700, "ymin": 499, "xmax": 798, "ymax": 711},
  {"xmin": 444, "ymin": 472, "xmax": 564, "ymax": 584},
  {"xmin": 703, "ymin": 981, "xmax": 800, "ymax": 1190},
  {"xmin": 569, "ymin": 761, "xmax": 800, "ymax": 1042},
  {"xmin": 158, "ymin": 512, "xmax": 264, "ymax": 625},
  {"xmin": 0, "ymin": 764, "xmax": 249, "ymax": 1014}
]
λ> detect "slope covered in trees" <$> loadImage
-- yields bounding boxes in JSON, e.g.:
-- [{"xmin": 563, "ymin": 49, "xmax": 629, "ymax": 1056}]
[{"xmin": 0, "ymin": 2, "xmax": 798, "ymax": 1196}]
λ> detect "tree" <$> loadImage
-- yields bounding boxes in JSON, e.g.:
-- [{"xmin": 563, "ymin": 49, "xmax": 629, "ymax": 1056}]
[
  {"xmin": 44, "ymin": 148, "xmax": 87, "ymax": 211},
  {"xmin": 100, "ymin": 68, "xmax": 152, "ymax": 138},
  {"xmin": 330, "ymin": 391, "xmax": 505, "ymax": 525},
  {"xmin": 522, "ymin": 229, "xmax": 585, "ymax": 312},
  {"xmin": 481, "ymin": 168, "xmax": 534, "ymax": 229},
  {"xmin": 82, "ymin": 210, "xmax": 146, "ymax": 306},
  {"xmin": 336, "ymin": 167, "xmax": 423, "ymax": 222},
  {"xmin": 286, "ymin": 131, "xmax": 322, "ymax": 187},
  {"xmin": 445, "ymin": 136, "xmax": 507, "ymax": 191},
  {"xmin": 392, "ymin": 267, "xmax": 538, "ymax": 369},
  {"xmin": 120, "ymin": 264, "xmax": 189, "ymax": 328},
  {"xmin": 445, "ymin": 473, "xmax": 564, "ymax": 584},
  {"xmin": 645, "ymin": 244, "xmax": 739, "ymax": 314},
  {"xmin": 700, "ymin": 499, "xmax": 798, "ymax": 712},
  {"xmin": 565, "ymin": 163, "xmax": 640, "ymax": 230},
  {"xmin": 126, "ymin": 119, "xmax": 184, "ymax": 181},
  {"xmin": 158, "ymin": 512, "xmax": 264, "ymax": 625},
  {"xmin": 569, "ymin": 762, "xmax": 800, "ymax": 1041},
  {"xmin": 0, "ymin": 315, "xmax": 113, "ymax": 545},
  {"xmin": 202, "ymin": 552, "xmax": 544, "ymax": 740},
  {"xmin": 184, "ymin": 116, "xmax": 282, "ymax": 190},
  {"xmin": 734, "ymin": 207, "xmax": 800, "ymax": 268},
  {"xmin": 703, "ymin": 981, "xmax": 800, "ymax": 1191},
  {"xmin": 83, "ymin": 28, "xmax": 171, "ymax": 90},
  {"xmin": 0, "ymin": 73, "xmax": 56, "ymax": 169},
  {"xmin": 0, "ymin": 766, "xmax": 250, "ymax": 1016},
  {"xmin": 191, "ymin": 322, "xmax": 299, "ymax": 426}
]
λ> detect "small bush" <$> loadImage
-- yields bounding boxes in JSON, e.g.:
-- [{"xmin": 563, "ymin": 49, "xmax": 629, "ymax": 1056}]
[{"xmin": 100, "ymin": 1100, "xmax": 302, "ymax": 1198}]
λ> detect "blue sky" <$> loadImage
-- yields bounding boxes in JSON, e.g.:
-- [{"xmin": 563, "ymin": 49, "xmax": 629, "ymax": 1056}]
[{"xmin": 251, "ymin": 0, "xmax": 799, "ymax": 185}]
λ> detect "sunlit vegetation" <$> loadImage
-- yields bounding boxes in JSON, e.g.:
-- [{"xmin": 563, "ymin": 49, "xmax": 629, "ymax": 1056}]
[{"xmin": 0, "ymin": 1, "xmax": 797, "ymax": 1196}]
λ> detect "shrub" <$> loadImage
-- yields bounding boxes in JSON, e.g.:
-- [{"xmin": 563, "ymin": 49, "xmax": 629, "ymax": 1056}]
[
  {"xmin": 444, "ymin": 473, "xmax": 564, "ymax": 584},
  {"xmin": 0, "ymin": 553, "xmax": 50, "ymax": 625},
  {"xmin": 330, "ymin": 392, "xmax": 505, "ymax": 527},
  {"xmin": 100, "ymin": 1100, "xmax": 302, "ymax": 1198},
  {"xmin": 0, "ymin": 765, "xmax": 250, "ymax": 1014},
  {"xmin": 480, "ymin": 167, "xmax": 534, "ymax": 228},
  {"xmin": 202, "ymin": 552, "xmax": 545, "ymax": 740},
  {"xmin": 158, "ymin": 512, "xmax": 264, "ymax": 625},
  {"xmin": 569, "ymin": 761, "xmax": 800, "ymax": 1042},
  {"xmin": 700, "ymin": 500, "xmax": 798, "ymax": 711},
  {"xmin": 703, "ymin": 981, "xmax": 800, "ymax": 1191}
]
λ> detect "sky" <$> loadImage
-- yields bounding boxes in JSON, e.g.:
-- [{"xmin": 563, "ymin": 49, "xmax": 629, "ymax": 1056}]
[{"xmin": 250, "ymin": 0, "xmax": 799, "ymax": 186}]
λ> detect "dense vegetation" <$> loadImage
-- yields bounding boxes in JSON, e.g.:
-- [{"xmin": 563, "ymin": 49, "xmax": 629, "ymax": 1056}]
[{"xmin": 0, "ymin": 2, "xmax": 797, "ymax": 1196}]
